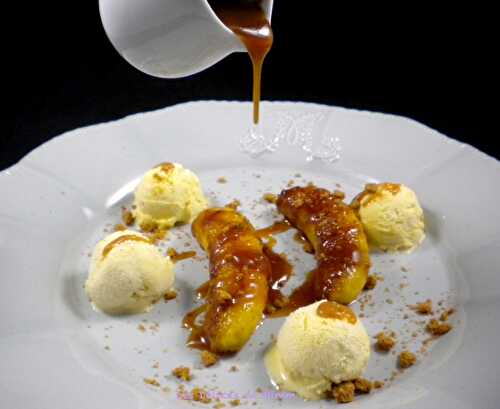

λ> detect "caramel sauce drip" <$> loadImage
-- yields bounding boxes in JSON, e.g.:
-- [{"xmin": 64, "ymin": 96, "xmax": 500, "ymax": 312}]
[
  {"xmin": 263, "ymin": 246, "xmax": 293, "ymax": 312},
  {"xmin": 316, "ymin": 301, "xmax": 357, "ymax": 324},
  {"xmin": 293, "ymin": 231, "xmax": 314, "ymax": 254},
  {"xmin": 195, "ymin": 280, "xmax": 212, "ymax": 299},
  {"xmin": 210, "ymin": 0, "xmax": 273, "ymax": 124},
  {"xmin": 255, "ymin": 220, "xmax": 291, "ymax": 238},
  {"xmin": 102, "ymin": 234, "xmax": 151, "ymax": 258},
  {"xmin": 167, "ymin": 248, "xmax": 197, "ymax": 263},
  {"xmin": 269, "ymin": 272, "xmax": 317, "ymax": 318},
  {"xmin": 182, "ymin": 304, "xmax": 210, "ymax": 351}
]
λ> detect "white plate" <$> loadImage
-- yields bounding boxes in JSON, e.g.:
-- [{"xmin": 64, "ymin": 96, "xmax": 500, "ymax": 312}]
[{"xmin": 1, "ymin": 101, "xmax": 499, "ymax": 409}]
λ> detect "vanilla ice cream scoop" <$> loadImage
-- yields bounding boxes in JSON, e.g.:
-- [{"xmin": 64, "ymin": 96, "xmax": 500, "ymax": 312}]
[
  {"xmin": 85, "ymin": 230, "xmax": 174, "ymax": 315},
  {"xmin": 265, "ymin": 301, "xmax": 370, "ymax": 400},
  {"xmin": 352, "ymin": 183, "xmax": 425, "ymax": 252},
  {"xmin": 133, "ymin": 162, "xmax": 208, "ymax": 231}
]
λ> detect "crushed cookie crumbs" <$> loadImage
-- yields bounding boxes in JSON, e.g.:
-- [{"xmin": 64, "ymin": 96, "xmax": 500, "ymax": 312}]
[
  {"xmin": 114, "ymin": 223, "xmax": 127, "ymax": 232},
  {"xmin": 411, "ymin": 300, "xmax": 433, "ymax": 315},
  {"xmin": 225, "ymin": 199, "xmax": 241, "ymax": 210},
  {"xmin": 375, "ymin": 332, "xmax": 396, "ymax": 352},
  {"xmin": 172, "ymin": 366, "xmax": 192, "ymax": 381},
  {"xmin": 164, "ymin": 290, "xmax": 178, "ymax": 301},
  {"xmin": 398, "ymin": 351, "xmax": 417, "ymax": 369},
  {"xmin": 426, "ymin": 319, "xmax": 452, "ymax": 336},
  {"xmin": 353, "ymin": 378, "xmax": 372, "ymax": 394},
  {"xmin": 122, "ymin": 208, "xmax": 135, "ymax": 226},
  {"xmin": 263, "ymin": 193, "xmax": 278, "ymax": 204},
  {"xmin": 217, "ymin": 177, "xmax": 227, "ymax": 184},
  {"xmin": 201, "ymin": 351, "xmax": 219, "ymax": 367},
  {"xmin": 440, "ymin": 308, "xmax": 455, "ymax": 321},
  {"xmin": 332, "ymin": 381, "xmax": 355, "ymax": 403},
  {"xmin": 192, "ymin": 387, "xmax": 212, "ymax": 403},
  {"xmin": 139, "ymin": 219, "xmax": 157, "ymax": 233},
  {"xmin": 149, "ymin": 228, "xmax": 167, "ymax": 243},
  {"xmin": 144, "ymin": 378, "xmax": 160, "ymax": 387},
  {"xmin": 373, "ymin": 380, "xmax": 384, "ymax": 389},
  {"xmin": 229, "ymin": 399, "xmax": 240, "ymax": 407}
]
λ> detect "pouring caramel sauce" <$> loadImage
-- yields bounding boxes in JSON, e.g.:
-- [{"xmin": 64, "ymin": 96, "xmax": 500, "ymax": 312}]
[{"xmin": 209, "ymin": 0, "xmax": 273, "ymax": 124}]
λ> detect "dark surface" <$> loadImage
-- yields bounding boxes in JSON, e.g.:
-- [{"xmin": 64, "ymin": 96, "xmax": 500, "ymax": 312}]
[{"xmin": 2, "ymin": 3, "xmax": 496, "ymax": 171}]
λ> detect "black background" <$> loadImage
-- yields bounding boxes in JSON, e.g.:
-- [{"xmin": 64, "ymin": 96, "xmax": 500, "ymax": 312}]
[{"xmin": 2, "ymin": 3, "xmax": 496, "ymax": 171}]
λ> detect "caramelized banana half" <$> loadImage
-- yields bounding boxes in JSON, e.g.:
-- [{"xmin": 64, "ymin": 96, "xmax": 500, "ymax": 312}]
[
  {"xmin": 189, "ymin": 208, "xmax": 270, "ymax": 353},
  {"xmin": 277, "ymin": 185, "xmax": 370, "ymax": 304}
]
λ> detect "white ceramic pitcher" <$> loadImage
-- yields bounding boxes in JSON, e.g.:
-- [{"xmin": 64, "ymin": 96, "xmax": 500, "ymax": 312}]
[{"xmin": 99, "ymin": 0, "xmax": 274, "ymax": 78}]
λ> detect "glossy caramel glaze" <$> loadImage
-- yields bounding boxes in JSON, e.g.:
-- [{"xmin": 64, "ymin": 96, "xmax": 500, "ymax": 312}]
[
  {"xmin": 276, "ymin": 185, "xmax": 370, "ymax": 307},
  {"xmin": 186, "ymin": 208, "xmax": 270, "ymax": 353},
  {"xmin": 316, "ymin": 300, "xmax": 357, "ymax": 324},
  {"xmin": 102, "ymin": 234, "xmax": 151, "ymax": 258}
]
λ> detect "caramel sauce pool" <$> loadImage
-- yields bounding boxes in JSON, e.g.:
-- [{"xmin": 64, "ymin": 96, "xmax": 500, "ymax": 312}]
[
  {"xmin": 210, "ymin": 0, "xmax": 273, "ymax": 124},
  {"xmin": 269, "ymin": 271, "xmax": 317, "ymax": 318},
  {"xmin": 316, "ymin": 300, "xmax": 357, "ymax": 324}
]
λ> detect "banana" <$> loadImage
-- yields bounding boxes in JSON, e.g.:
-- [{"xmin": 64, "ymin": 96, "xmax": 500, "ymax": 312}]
[{"xmin": 277, "ymin": 185, "xmax": 370, "ymax": 305}]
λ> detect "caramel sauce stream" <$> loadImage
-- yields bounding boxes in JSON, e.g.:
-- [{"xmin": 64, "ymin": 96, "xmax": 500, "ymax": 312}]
[{"xmin": 211, "ymin": 1, "xmax": 273, "ymax": 124}]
